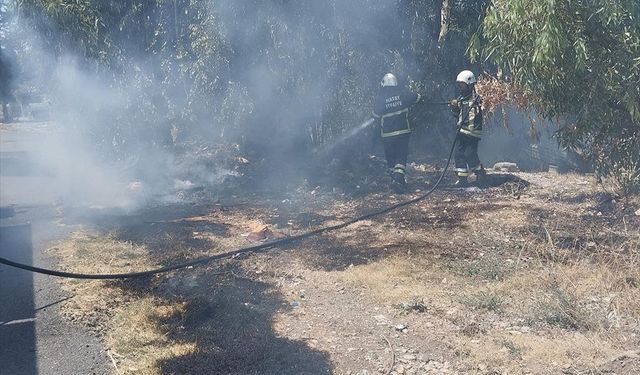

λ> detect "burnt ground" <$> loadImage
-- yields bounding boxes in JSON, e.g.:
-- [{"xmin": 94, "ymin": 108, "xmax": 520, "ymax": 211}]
[
  {"xmin": 48, "ymin": 155, "xmax": 640, "ymax": 375},
  {"xmin": 2, "ymin": 123, "xmax": 639, "ymax": 374}
]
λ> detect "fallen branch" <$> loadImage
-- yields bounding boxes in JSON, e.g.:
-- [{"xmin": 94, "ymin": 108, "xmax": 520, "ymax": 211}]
[
  {"xmin": 543, "ymin": 224, "xmax": 555, "ymax": 249},
  {"xmin": 107, "ymin": 349, "xmax": 122, "ymax": 375},
  {"xmin": 383, "ymin": 335, "xmax": 395, "ymax": 375}
]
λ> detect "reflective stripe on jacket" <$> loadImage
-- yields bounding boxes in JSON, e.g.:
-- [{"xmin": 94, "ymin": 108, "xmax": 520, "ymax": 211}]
[
  {"xmin": 373, "ymin": 87, "xmax": 421, "ymax": 138},
  {"xmin": 451, "ymin": 93, "xmax": 483, "ymax": 138}
]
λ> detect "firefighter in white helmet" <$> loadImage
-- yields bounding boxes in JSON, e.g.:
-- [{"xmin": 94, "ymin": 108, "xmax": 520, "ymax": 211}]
[
  {"xmin": 449, "ymin": 70, "xmax": 486, "ymax": 187},
  {"xmin": 373, "ymin": 73, "xmax": 422, "ymax": 190}
]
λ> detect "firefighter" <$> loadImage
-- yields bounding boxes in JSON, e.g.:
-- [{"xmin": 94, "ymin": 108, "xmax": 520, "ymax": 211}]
[
  {"xmin": 373, "ymin": 73, "xmax": 421, "ymax": 189},
  {"xmin": 449, "ymin": 70, "xmax": 486, "ymax": 187}
]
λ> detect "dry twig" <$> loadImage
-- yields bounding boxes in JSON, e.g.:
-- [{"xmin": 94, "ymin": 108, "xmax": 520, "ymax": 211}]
[
  {"xmin": 107, "ymin": 349, "xmax": 122, "ymax": 375},
  {"xmin": 383, "ymin": 335, "xmax": 395, "ymax": 375}
]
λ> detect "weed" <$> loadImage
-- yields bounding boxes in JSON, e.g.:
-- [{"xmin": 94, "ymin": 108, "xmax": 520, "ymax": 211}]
[
  {"xmin": 528, "ymin": 282, "xmax": 593, "ymax": 330},
  {"xmin": 459, "ymin": 291, "xmax": 504, "ymax": 312},
  {"xmin": 498, "ymin": 339, "xmax": 524, "ymax": 359},
  {"xmin": 451, "ymin": 253, "xmax": 509, "ymax": 281},
  {"xmin": 394, "ymin": 297, "xmax": 429, "ymax": 314},
  {"xmin": 501, "ymin": 181, "xmax": 528, "ymax": 198},
  {"xmin": 461, "ymin": 322, "xmax": 483, "ymax": 336}
]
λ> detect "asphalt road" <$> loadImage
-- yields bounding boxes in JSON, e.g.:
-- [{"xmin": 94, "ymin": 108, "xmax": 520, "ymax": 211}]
[{"xmin": 1, "ymin": 122, "xmax": 109, "ymax": 375}]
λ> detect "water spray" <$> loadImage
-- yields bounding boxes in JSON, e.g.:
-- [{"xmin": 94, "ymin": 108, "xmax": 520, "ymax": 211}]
[
  {"xmin": 312, "ymin": 101, "xmax": 450, "ymax": 156},
  {"xmin": 312, "ymin": 117, "xmax": 376, "ymax": 156}
]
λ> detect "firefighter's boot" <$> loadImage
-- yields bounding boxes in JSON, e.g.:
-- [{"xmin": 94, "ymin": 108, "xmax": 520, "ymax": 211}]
[
  {"xmin": 391, "ymin": 164, "xmax": 407, "ymax": 192},
  {"xmin": 454, "ymin": 175, "xmax": 468, "ymax": 187},
  {"xmin": 475, "ymin": 167, "xmax": 487, "ymax": 186},
  {"xmin": 392, "ymin": 164, "xmax": 406, "ymax": 185},
  {"xmin": 392, "ymin": 172, "xmax": 406, "ymax": 185},
  {"xmin": 392, "ymin": 177, "xmax": 408, "ymax": 193}
]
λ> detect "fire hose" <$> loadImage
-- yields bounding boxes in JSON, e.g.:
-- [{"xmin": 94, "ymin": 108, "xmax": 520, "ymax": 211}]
[{"xmin": 0, "ymin": 103, "xmax": 466, "ymax": 280}]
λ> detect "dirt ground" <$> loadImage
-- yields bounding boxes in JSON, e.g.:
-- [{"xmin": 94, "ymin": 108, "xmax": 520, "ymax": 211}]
[{"xmin": 50, "ymin": 158, "xmax": 640, "ymax": 375}]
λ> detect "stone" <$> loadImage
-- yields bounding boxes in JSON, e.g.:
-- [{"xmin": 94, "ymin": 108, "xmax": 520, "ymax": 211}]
[
  {"xmin": 493, "ymin": 162, "xmax": 520, "ymax": 172},
  {"xmin": 395, "ymin": 324, "xmax": 407, "ymax": 331},
  {"xmin": 374, "ymin": 315, "xmax": 390, "ymax": 325}
]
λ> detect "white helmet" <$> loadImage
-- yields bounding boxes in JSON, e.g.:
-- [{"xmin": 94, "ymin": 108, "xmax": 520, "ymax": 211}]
[
  {"xmin": 456, "ymin": 70, "xmax": 476, "ymax": 85},
  {"xmin": 381, "ymin": 73, "xmax": 398, "ymax": 87}
]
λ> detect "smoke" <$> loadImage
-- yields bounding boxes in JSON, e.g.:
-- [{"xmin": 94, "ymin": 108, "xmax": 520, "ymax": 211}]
[
  {"xmin": 201, "ymin": 0, "xmax": 430, "ymax": 190},
  {"xmin": 11, "ymin": 56, "xmax": 146, "ymax": 209},
  {"xmin": 211, "ymin": 1, "xmax": 400, "ymax": 148},
  {"xmin": 480, "ymin": 107, "xmax": 588, "ymax": 172},
  {"xmin": 1, "ymin": 0, "xmax": 471, "ymax": 212}
]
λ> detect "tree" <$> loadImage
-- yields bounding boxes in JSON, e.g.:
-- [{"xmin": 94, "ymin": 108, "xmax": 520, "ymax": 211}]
[
  {"xmin": 10, "ymin": 0, "xmax": 486, "ymax": 162},
  {"xmin": 471, "ymin": 0, "xmax": 640, "ymax": 193},
  {"xmin": 0, "ymin": 1, "xmax": 13, "ymax": 122},
  {"xmin": 0, "ymin": 51, "xmax": 11, "ymax": 122}
]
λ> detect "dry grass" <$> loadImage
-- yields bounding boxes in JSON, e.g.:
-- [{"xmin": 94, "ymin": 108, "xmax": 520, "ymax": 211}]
[
  {"xmin": 106, "ymin": 298, "xmax": 196, "ymax": 375},
  {"xmin": 341, "ymin": 254, "xmax": 639, "ymax": 373},
  {"xmin": 48, "ymin": 172, "xmax": 640, "ymax": 374},
  {"xmin": 452, "ymin": 331, "xmax": 617, "ymax": 373},
  {"xmin": 339, "ymin": 256, "xmax": 457, "ymax": 310},
  {"xmin": 51, "ymin": 231, "xmax": 157, "ymax": 275},
  {"xmin": 50, "ymin": 231, "xmax": 195, "ymax": 375},
  {"xmin": 339, "ymin": 173, "xmax": 640, "ymax": 373}
]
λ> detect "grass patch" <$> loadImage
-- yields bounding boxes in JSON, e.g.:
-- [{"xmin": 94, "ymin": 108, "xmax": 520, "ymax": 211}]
[
  {"xmin": 51, "ymin": 231, "xmax": 156, "ymax": 275},
  {"xmin": 450, "ymin": 253, "xmax": 509, "ymax": 281},
  {"xmin": 339, "ymin": 256, "xmax": 457, "ymax": 310},
  {"xmin": 459, "ymin": 291, "xmax": 504, "ymax": 312},
  {"xmin": 46, "ymin": 176, "xmax": 640, "ymax": 375},
  {"xmin": 393, "ymin": 297, "xmax": 429, "ymax": 314},
  {"xmin": 51, "ymin": 231, "xmax": 197, "ymax": 374},
  {"xmin": 528, "ymin": 282, "xmax": 594, "ymax": 330},
  {"xmin": 498, "ymin": 339, "xmax": 524, "ymax": 360},
  {"xmin": 107, "ymin": 297, "xmax": 197, "ymax": 375}
]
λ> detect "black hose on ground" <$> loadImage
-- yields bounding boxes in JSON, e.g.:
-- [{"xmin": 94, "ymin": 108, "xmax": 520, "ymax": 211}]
[{"xmin": 0, "ymin": 122, "xmax": 464, "ymax": 280}]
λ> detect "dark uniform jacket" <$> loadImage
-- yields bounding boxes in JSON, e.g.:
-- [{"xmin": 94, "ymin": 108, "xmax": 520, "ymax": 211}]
[
  {"xmin": 450, "ymin": 93, "xmax": 483, "ymax": 138},
  {"xmin": 373, "ymin": 87, "xmax": 421, "ymax": 138}
]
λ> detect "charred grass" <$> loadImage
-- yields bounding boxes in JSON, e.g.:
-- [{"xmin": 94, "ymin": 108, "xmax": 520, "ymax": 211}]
[{"xmin": 51, "ymin": 205, "xmax": 333, "ymax": 374}]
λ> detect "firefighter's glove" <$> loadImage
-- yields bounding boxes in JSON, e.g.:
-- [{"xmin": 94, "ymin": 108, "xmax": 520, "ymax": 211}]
[{"xmin": 449, "ymin": 99, "xmax": 461, "ymax": 117}]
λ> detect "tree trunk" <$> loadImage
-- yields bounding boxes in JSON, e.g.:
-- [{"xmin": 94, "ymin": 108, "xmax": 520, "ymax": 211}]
[
  {"xmin": 1, "ymin": 100, "xmax": 10, "ymax": 123},
  {"xmin": 439, "ymin": 0, "xmax": 451, "ymax": 45}
]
